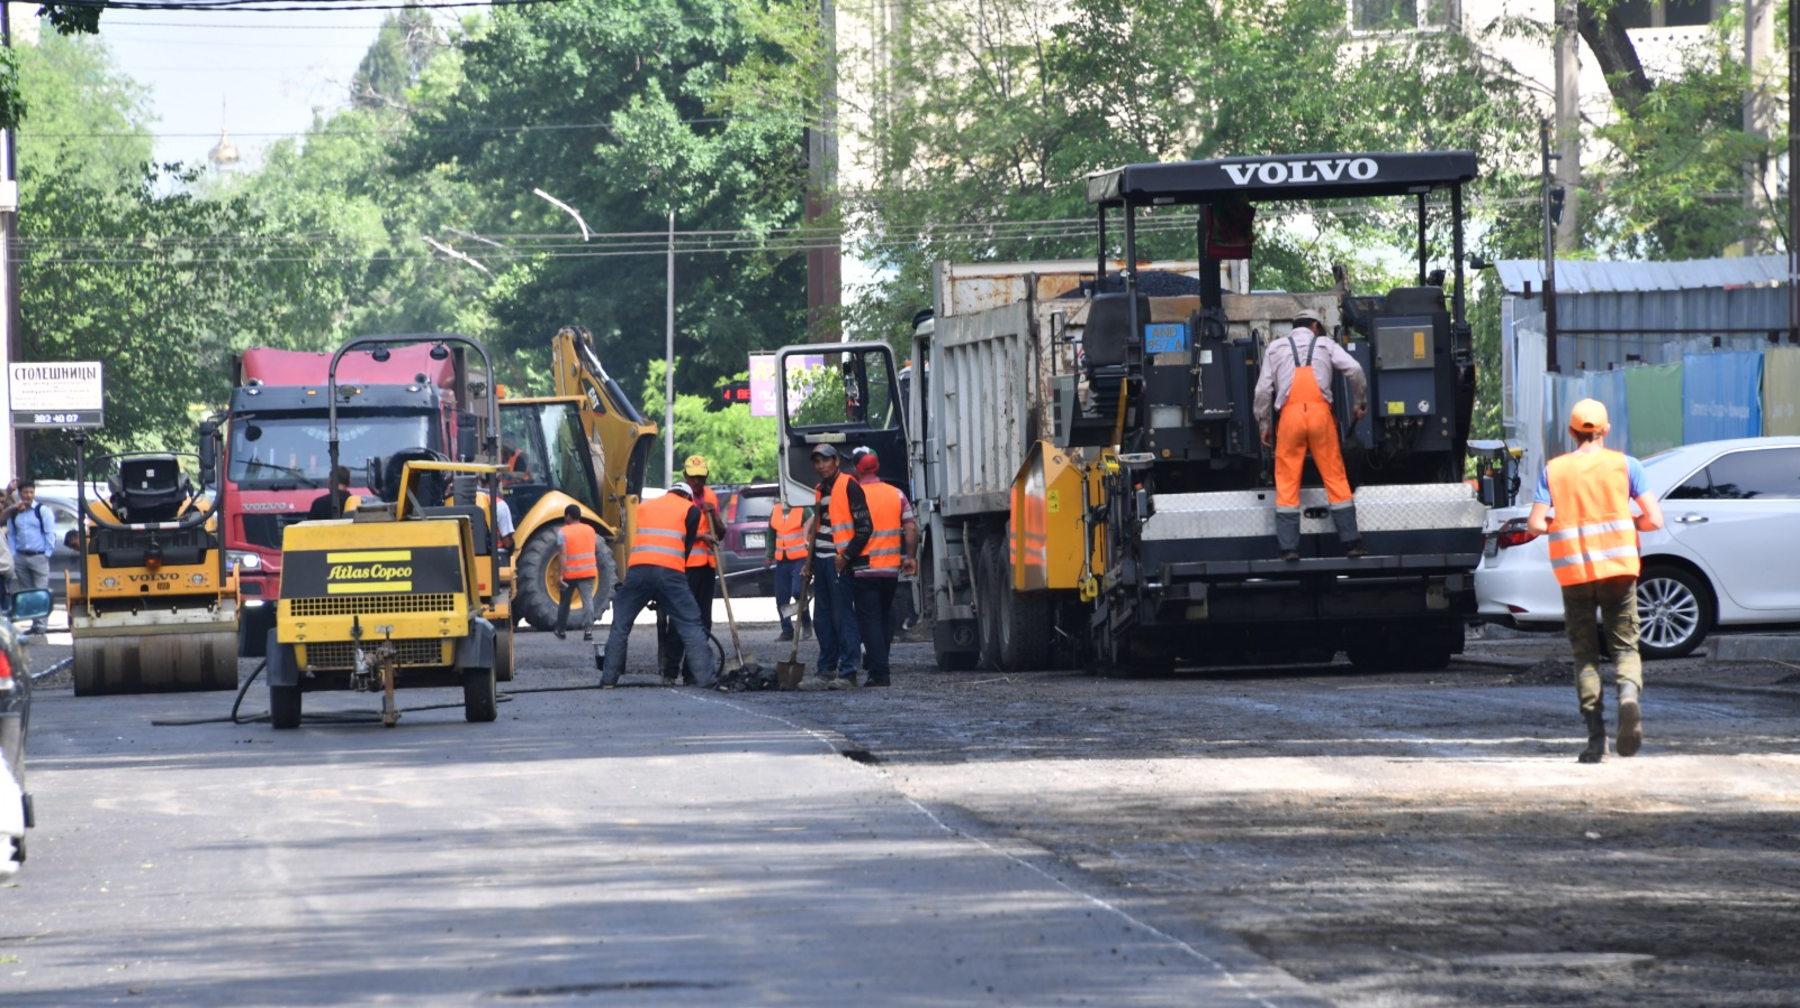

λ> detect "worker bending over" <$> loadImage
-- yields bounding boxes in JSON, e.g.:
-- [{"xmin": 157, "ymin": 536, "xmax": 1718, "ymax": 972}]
[
  {"xmin": 1252, "ymin": 309, "xmax": 1369, "ymax": 561},
  {"xmin": 599, "ymin": 483, "xmax": 719, "ymax": 689}
]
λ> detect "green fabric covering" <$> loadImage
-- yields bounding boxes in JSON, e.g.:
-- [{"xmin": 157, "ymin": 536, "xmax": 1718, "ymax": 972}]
[{"xmin": 1625, "ymin": 363, "xmax": 1683, "ymax": 456}]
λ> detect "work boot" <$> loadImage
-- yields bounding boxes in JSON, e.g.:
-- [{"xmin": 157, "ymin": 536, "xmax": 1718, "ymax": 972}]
[
  {"xmin": 800, "ymin": 616, "xmax": 815, "ymax": 641},
  {"xmin": 777, "ymin": 627, "xmax": 794, "ymax": 642},
  {"xmin": 1275, "ymin": 510, "xmax": 1301, "ymax": 558},
  {"xmin": 1616, "ymin": 681, "xmax": 1643, "ymax": 757},
  {"xmin": 1578, "ymin": 709, "xmax": 1609, "ymax": 764},
  {"xmin": 796, "ymin": 674, "xmax": 835, "ymax": 692},
  {"xmin": 1331, "ymin": 504, "xmax": 1365, "ymax": 558}
]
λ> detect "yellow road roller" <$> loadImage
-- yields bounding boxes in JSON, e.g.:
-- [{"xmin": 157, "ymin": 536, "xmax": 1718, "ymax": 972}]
[{"xmin": 69, "ymin": 448, "xmax": 239, "ymax": 697}]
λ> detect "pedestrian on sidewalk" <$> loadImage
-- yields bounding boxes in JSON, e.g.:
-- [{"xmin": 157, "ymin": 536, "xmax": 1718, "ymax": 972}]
[
  {"xmin": 797, "ymin": 445, "xmax": 871, "ymax": 690},
  {"xmin": 600, "ymin": 482, "xmax": 717, "ymax": 688},
  {"xmin": 5, "ymin": 480, "xmax": 55, "ymax": 636},
  {"xmin": 1526, "ymin": 399, "xmax": 1663, "ymax": 763},
  {"xmin": 848, "ymin": 447, "xmax": 917, "ymax": 688},
  {"xmin": 552, "ymin": 504, "xmax": 600, "ymax": 642}
]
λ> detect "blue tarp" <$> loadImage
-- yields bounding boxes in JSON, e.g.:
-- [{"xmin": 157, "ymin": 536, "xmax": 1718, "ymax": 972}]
[
  {"xmin": 1542, "ymin": 370, "xmax": 1631, "ymax": 457},
  {"xmin": 1682, "ymin": 351, "xmax": 1763, "ymax": 443}
]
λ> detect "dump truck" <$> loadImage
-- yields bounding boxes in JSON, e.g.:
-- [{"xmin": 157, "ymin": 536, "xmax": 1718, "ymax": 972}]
[
  {"xmin": 776, "ymin": 150, "xmax": 1487, "ymax": 674},
  {"xmin": 69, "ymin": 445, "xmax": 239, "ymax": 695}
]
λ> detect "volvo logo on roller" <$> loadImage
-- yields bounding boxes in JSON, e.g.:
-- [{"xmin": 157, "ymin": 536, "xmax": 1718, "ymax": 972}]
[{"xmin": 1221, "ymin": 157, "xmax": 1379, "ymax": 186}]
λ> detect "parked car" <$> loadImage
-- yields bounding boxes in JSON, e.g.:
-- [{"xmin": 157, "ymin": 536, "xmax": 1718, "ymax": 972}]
[
  {"xmin": 1477, "ymin": 436, "xmax": 1800, "ymax": 658},
  {"xmin": 2, "ymin": 588, "xmax": 54, "ymax": 878},
  {"xmin": 715, "ymin": 483, "xmax": 781, "ymax": 596}
]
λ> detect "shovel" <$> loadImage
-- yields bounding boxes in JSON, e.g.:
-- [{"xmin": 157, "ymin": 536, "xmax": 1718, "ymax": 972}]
[
  {"xmin": 711, "ymin": 540, "xmax": 758, "ymax": 679},
  {"xmin": 775, "ymin": 575, "xmax": 810, "ymax": 689}
]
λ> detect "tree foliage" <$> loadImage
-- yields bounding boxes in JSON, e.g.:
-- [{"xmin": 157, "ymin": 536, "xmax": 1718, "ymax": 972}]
[{"xmin": 638, "ymin": 361, "xmax": 777, "ymax": 485}]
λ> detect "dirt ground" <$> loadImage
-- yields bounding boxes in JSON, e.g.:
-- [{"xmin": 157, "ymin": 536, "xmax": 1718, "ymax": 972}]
[{"xmin": 747, "ymin": 626, "xmax": 1800, "ymax": 1008}]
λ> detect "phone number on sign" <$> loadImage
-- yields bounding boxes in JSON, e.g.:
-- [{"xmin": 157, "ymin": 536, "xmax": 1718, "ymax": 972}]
[{"xmin": 33, "ymin": 413, "xmax": 84, "ymax": 424}]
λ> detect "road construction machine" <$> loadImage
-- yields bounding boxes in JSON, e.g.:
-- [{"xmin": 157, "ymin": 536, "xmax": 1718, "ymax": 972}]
[
  {"xmin": 69, "ymin": 441, "xmax": 239, "ymax": 696},
  {"xmin": 492, "ymin": 325, "xmax": 657, "ymax": 631},
  {"xmin": 264, "ymin": 335, "xmax": 507, "ymax": 728},
  {"xmin": 219, "ymin": 344, "xmax": 475, "ymax": 657},
  {"xmin": 775, "ymin": 150, "xmax": 1488, "ymax": 674}
]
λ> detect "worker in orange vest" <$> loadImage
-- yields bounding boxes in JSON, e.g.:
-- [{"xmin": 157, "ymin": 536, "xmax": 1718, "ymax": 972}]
[
  {"xmin": 797, "ymin": 444, "xmax": 872, "ymax": 690},
  {"xmin": 766, "ymin": 495, "xmax": 812, "ymax": 642},
  {"xmin": 848, "ymin": 447, "xmax": 917, "ymax": 688},
  {"xmin": 599, "ymin": 483, "xmax": 718, "ymax": 689},
  {"xmin": 663, "ymin": 454, "xmax": 722, "ymax": 682},
  {"xmin": 553, "ymin": 504, "xmax": 602, "ymax": 641},
  {"xmin": 1527, "ymin": 399, "xmax": 1663, "ymax": 763},
  {"xmin": 1252, "ymin": 309, "xmax": 1369, "ymax": 560}
]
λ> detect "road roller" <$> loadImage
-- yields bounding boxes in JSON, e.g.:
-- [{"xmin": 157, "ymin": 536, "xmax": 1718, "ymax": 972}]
[{"xmin": 70, "ymin": 447, "xmax": 239, "ymax": 696}]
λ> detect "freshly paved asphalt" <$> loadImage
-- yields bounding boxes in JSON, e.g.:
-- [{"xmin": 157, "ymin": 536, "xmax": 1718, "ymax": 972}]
[{"xmin": 1, "ymin": 634, "xmax": 1326, "ymax": 1008}]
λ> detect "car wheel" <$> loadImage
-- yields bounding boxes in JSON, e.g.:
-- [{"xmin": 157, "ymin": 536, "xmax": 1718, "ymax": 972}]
[{"xmin": 1636, "ymin": 565, "xmax": 1713, "ymax": 660}]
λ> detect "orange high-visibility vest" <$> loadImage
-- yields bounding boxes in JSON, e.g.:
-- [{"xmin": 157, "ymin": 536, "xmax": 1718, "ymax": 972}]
[
  {"xmin": 815, "ymin": 471, "xmax": 856, "ymax": 556},
  {"xmin": 1546, "ymin": 449, "xmax": 1640, "ymax": 586},
  {"xmin": 770, "ymin": 502, "xmax": 808, "ymax": 561},
  {"xmin": 630, "ymin": 493, "xmax": 695, "ymax": 571},
  {"xmin": 859, "ymin": 481, "xmax": 904, "ymax": 573},
  {"xmin": 686, "ymin": 485, "xmax": 720, "ymax": 568},
  {"xmin": 559, "ymin": 522, "xmax": 599, "ymax": 581}
]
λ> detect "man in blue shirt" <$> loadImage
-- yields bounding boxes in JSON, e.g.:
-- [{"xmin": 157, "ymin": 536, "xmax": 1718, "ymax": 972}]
[{"xmin": 6, "ymin": 480, "xmax": 56, "ymax": 636}]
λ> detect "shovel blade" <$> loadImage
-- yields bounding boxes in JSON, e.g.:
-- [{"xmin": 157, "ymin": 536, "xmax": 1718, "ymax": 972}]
[{"xmin": 775, "ymin": 658, "xmax": 806, "ymax": 689}]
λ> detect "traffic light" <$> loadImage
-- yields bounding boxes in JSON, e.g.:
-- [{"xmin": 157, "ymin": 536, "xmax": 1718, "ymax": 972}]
[{"xmin": 719, "ymin": 380, "xmax": 752, "ymax": 404}]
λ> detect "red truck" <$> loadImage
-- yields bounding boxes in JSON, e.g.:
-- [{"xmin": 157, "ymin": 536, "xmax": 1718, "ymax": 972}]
[{"xmin": 219, "ymin": 345, "xmax": 473, "ymax": 656}]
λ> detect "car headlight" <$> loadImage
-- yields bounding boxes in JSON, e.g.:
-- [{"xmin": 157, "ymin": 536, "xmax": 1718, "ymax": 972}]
[{"xmin": 226, "ymin": 550, "xmax": 262, "ymax": 572}]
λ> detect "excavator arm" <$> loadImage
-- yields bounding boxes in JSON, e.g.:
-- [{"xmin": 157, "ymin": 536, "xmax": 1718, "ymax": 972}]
[{"xmin": 551, "ymin": 325, "xmax": 658, "ymax": 543}]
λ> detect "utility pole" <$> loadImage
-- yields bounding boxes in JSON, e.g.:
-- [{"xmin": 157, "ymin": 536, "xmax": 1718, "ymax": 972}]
[
  {"xmin": 665, "ymin": 209, "xmax": 676, "ymax": 485},
  {"xmin": 1789, "ymin": 0, "xmax": 1798, "ymax": 342},
  {"xmin": 1540, "ymin": 117, "xmax": 1562, "ymax": 374},
  {"xmin": 0, "ymin": 3, "xmax": 17, "ymax": 481},
  {"xmin": 1743, "ymin": 0, "xmax": 1776, "ymax": 251},
  {"xmin": 1553, "ymin": 0, "xmax": 1581, "ymax": 252},
  {"xmin": 803, "ymin": 0, "xmax": 841, "ymax": 340}
]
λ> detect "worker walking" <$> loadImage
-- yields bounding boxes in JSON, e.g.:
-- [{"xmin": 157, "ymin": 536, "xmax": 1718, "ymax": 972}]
[
  {"xmin": 600, "ymin": 482, "xmax": 718, "ymax": 689},
  {"xmin": 662, "ymin": 455, "xmax": 721, "ymax": 682},
  {"xmin": 552, "ymin": 504, "xmax": 601, "ymax": 641},
  {"xmin": 1253, "ymin": 309, "xmax": 1369, "ymax": 561},
  {"xmin": 848, "ymin": 447, "xmax": 917, "ymax": 688},
  {"xmin": 798, "ymin": 445, "xmax": 872, "ymax": 690},
  {"xmin": 1526, "ymin": 399, "xmax": 1663, "ymax": 763},
  {"xmin": 767, "ymin": 496, "xmax": 812, "ymax": 642}
]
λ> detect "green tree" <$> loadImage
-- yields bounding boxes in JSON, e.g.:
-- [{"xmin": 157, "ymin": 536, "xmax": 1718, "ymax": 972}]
[
  {"xmin": 640, "ymin": 361, "xmax": 777, "ymax": 485},
  {"xmin": 395, "ymin": 0, "xmax": 809, "ymax": 403}
]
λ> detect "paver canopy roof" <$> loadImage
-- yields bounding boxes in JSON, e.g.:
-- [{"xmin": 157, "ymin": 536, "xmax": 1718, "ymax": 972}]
[{"xmin": 1085, "ymin": 151, "xmax": 1479, "ymax": 207}]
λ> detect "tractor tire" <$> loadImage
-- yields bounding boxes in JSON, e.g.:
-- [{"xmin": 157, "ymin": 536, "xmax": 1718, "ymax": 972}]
[
  {"xmin": 463, "ymin": 665, "xmax": 498, "ymax": 723},
  {"xmin": 514, "ymin": 527, "xmax": 618, "ymax": 632}
]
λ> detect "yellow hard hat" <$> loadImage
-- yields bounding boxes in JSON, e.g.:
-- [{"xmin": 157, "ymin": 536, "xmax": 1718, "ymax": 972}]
[{"xmin": 683, "ymin": 454, "xmax": 709, "ymax": 477}]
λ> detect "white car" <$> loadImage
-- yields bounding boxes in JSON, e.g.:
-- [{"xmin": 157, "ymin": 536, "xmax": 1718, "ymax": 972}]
[{"xmin": 1477, "ymin": 436, "xmax": 1800, "ymax": 659}]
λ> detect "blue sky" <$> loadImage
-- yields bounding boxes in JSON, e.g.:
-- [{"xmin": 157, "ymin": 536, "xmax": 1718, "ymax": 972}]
[{"xmin": 86, "ymin": 7, "xmax": 393, "ymax": 169}]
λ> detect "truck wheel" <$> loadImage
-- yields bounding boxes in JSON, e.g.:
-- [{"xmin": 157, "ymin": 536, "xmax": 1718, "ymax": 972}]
[
  {"xmin": 996, "ymin": 538, "xmax": 1052, "ymax": 672},
  {"xmin": 463, "ymin": 666, "xmax": 498, "ymax": 723},
  {"xmin": 514, "ymin": 528, "xmax": 618, "ymax": 631},
  {"xmin": 976, "ymin": 538, "xmax": 1006, "ymax": 670}
]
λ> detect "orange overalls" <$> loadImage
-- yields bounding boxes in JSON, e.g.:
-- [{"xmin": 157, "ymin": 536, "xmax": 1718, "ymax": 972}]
[{"xmin": 1274, "ymin": 334, "xmax": 1354, "ymax": 510}]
